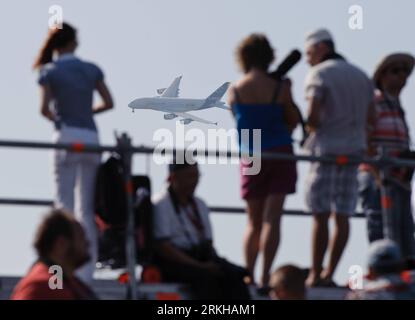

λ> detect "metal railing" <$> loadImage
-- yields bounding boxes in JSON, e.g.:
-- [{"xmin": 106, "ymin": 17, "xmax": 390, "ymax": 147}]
[
  {"xmin": 0, "ymin": 198, "xmax": 366, "ymax": 218},
  {"xmin": 1, "ymin": 135, "xmax": 415, "ymax": 298}
]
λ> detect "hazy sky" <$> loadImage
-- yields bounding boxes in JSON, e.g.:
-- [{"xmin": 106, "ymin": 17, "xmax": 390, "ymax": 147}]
[{"xmin": 1, "ymin": 0, "xmax": 415, "ymax": 285}]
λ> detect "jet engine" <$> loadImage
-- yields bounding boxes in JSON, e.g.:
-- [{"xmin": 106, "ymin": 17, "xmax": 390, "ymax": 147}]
[
  {"xmin": 164, "ymin": 113, "xmax": 178, "ymax": 120},
  {"xmin": 180, "ymin": 118, "xmax": 193, "ymax": 125}
]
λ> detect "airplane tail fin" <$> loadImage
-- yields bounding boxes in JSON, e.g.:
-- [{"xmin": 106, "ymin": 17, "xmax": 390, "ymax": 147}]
[{"xmin": 200, "ymin": 82, "xmax": 230, "ymax": 108}]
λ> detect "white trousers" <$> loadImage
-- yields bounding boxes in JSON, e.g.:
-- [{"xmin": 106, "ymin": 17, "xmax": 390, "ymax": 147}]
[{"xmin": 52, "ymin": 126, "xmax": 101, "ymax": 284}]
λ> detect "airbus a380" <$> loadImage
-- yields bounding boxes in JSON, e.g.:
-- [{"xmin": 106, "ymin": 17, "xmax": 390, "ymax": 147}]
[{"xmin": 128, "ymin": 76, "xmax": 230, "ymax": 125}]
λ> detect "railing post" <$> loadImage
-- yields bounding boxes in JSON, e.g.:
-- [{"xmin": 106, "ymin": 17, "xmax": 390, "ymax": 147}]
[
  {"xmin": 145, "ymin": 153, "xmax": 150, "ymax": 175},
  {"xmin": 116, "ymin": 133, "xmax": 138, "ymax": 300},
  {"xmin": 378, "ymin": 147, "xmax": 396, "ymax": 241}
]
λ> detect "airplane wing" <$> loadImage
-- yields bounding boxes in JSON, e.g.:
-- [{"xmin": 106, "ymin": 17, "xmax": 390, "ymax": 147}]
[
  {"xmin": 175, "ymin": 112, "xmax": 218, "ymax": 125},
  {"xmin": 160, "ymin": 76, "xmax": 182, "ymax": 97}
]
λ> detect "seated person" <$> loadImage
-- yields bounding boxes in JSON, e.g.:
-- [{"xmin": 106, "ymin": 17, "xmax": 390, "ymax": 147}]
[
  {"xmin": 269, "ymin": 264, "xmax": 307, "ymax": 300},
  {"xmin": 347, "ymin": 239, "xmax": 415, "ymax": 300},
  {"xmin": 152, "ymin": 156, "xmax": 251, "ymax": 300},
  {"xmin": 11, "ymin": 210, "xmax": 97, "ymax": 300}
]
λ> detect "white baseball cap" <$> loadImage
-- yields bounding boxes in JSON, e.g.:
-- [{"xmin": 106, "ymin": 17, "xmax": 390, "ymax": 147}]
[{"xmin": 305, "ymin": 28, "xmax": 333, "ymax": 49}]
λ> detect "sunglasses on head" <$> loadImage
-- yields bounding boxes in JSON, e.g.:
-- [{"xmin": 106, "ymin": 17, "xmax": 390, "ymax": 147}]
[{"xmin": 388, "ymin": 65, "xmax": 410, "ymax": 75}]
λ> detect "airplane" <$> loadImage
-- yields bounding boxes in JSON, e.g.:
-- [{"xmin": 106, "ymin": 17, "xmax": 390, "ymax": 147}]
[{"xmin": 128, "ymin": 76, "xmax": 230, "ymax": 125}]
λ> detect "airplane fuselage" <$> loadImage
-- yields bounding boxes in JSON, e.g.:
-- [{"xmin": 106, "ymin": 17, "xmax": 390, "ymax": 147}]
[{"xmin": 128, "ymin": 97, "xmax": 225, "ymax": 112}]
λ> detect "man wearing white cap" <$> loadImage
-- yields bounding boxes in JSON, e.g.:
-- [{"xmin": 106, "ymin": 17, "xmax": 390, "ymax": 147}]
[{"xmin": 303, "ymin": 28, "xmax": 375, "ymax": 287}]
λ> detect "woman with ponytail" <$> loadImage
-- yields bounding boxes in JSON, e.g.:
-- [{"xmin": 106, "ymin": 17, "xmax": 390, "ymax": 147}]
[{"xmin": 34, "ymin": 22, "xmax": 114, "ymax": 284}]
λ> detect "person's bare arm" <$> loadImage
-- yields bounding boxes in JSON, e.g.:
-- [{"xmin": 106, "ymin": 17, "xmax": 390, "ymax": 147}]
[
  {"xmin": 156, "ymin": 241, "xmax": 202, "ymax": 268},
  {"xmin": 306, "ymin": 97, "xmax": 322, "ymax": 132},
  {"xmin": 365, "ymin": 101, "xmax": 382, "ymax": 184},
  {"xmin": 280, "ymin": 79, "xmax": 300, "ymax": 132},
  {"xmin": 156, "ymin": 241, "xmax": 222, "ymax": 275},
  {"xmin": 366, "ymin": 101, "xmax": 376, "ymax": 157},
  {"xmin": 227, "ymin": 85, "xmax": 236, "ymax": 118},
  {"xmin": 93, "ymin": 80, "xmax": 114, "ymax": 114},
  {"xmin": 39, "ymin": 85, "xmax": 55, "ymax": 121}
]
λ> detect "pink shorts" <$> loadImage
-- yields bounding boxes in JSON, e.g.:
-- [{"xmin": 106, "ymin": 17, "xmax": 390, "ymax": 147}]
[{"xmin": 240, "ymin": 145, "xmax": 297, "ymax": 200}]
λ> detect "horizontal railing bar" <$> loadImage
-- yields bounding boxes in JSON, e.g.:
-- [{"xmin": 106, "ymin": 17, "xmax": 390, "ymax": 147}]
[
  {"xmin": 0, "ymin": 140, "xmax": 118, "ymax": 153},
  {"xmin": 1, "ymin": 139, "xmax": 415, "ymax": 168},
  {"xmin": 0, "ymin": 198, "xmax": 365, "ymax": 218},
  {"xmin": 210, "ymin": 206, "xmax": 365, "ymax": 218},
  {"xmin": 0, "ymin": 198, "xmax": 53, "ymax": 206}
]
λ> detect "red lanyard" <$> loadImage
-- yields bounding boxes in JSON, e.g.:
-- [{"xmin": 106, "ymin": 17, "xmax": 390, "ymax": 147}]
[
  {"xmin": 168, "ymin": 187, "xmax": 205, "ymax": 244},
  {"xmin": 182, "ymin": 203, "xmax": 204, "ymax": 236}
]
